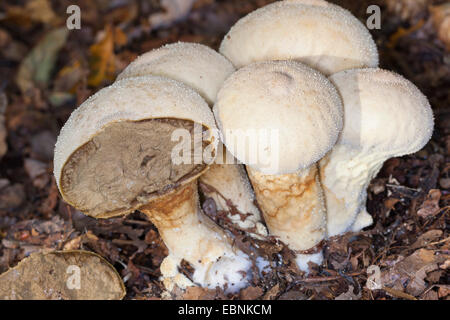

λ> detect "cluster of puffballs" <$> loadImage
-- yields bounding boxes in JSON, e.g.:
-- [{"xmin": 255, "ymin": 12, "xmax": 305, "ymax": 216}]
[{"xmin": 53, "ymin": 0, "xmax": 434, "ymax": 294}]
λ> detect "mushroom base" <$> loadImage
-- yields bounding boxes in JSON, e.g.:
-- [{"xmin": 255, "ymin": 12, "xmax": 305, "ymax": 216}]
[
  {"xmin": 60, "ymin": 119, "xmax": 208, "ymax": 218},
  {"xmin": 141, "ymin": 181, "xmax": 252, "ymax": 293},
  {"xmin": 295, "ymin": 252, "xmax": 324, "ymax": 274},
  {"xmin": 319, "ymin": 144, "xmax": 383, "ymax": 237},
  {"xmin": 247, "ymin": 165, "xmax": 327, "ymax": 268}
]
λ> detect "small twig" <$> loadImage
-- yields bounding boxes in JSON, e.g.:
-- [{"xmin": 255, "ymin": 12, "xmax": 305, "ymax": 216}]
[
  {"xmin": 382, "ymin": 287, "xmax": 417, "ymax": 300},
  {"xmin": 386, "ymin": 184, "xmax": 421, "ymax": 192},
  {"xmin": 135, "ymin": 265, "xmax": 159, "ymax": 277},
  {"xmin": 124, "ymin": 219, "xmax": 151, "ymax": 226},
  {"xmin": 297, "ymin": 272, "xmax": 363, "ymax": 283},
  {"xmin": 427, "ymin": 236, "xmax": 450, "ymax": 247}
]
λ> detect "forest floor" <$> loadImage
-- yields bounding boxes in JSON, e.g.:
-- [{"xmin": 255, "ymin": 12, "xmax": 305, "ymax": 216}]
[{"xmin": 0, "ymin": 0, "xmax": 448, "ymax": 300}]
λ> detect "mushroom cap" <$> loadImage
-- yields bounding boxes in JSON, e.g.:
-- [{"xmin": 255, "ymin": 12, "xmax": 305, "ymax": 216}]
[
  {"xmin": 54, "ymin": 76, "xmax": 218, "ymax": 216},
  {"xmin": 117, "ymin": 42, "xmax": 235, "ymax": 104},
  {"xmin": 219, "ymin": 1, "xmax": 379, "ymax": 75},
  {"xmin": 329, "ymin": 68, "xmax": 434, "ymax": 155},
  {"xmin": 213, "ymin": 60, "xmax": 343, "ymax": 175}
]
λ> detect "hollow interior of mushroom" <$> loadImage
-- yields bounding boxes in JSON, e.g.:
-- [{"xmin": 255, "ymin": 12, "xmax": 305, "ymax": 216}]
[{"xmin": 60, "ymin": 118, "xmax": 210, "ymax": 218}]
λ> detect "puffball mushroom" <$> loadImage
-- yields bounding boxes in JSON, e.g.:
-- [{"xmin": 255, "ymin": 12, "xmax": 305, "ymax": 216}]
[
  {"xmin": 220, "ymin": 0, "xmax": 379, "ymax": 75},
  {"xmin": 117, "ymin": 42, "xmax": 267, "ymax": 237},
  {"xmin": 219, "ymin": 0, "xmax": 380, "ymax": 240},
  {"xmin": 0, "ymin": 250, "xmax": 126, "ymax": 300},
  {"xmin": 117, "ymin": 42, "xmax": 233, "ymax": 105},
  {"xmin": 320, "ymin": 68, "xmax": 434, "ymax": 236},
  {"xmin": 213, "ymin": 61, "xmax": 343, "ymax": 271},
  {"xmin": 54, "ymin": 76, "xmax": 252, "ymax": 293}
]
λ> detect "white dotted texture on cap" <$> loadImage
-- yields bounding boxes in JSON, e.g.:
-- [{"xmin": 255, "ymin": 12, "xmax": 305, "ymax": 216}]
[
  {"xmin": 285, "ymin": 0, "xmax": 329, "ymax": 6},
  {"xmin": 117, "ymin": 42, "xmax": 235, "ymax": 104},
  {"xmin": 220, "ymin": 1, "xmax": 379, "ymax": 75},
  {"xmin": 329, "ymin": 68, "xmax": 434, "ymax": 156},
  {"xmin": 54, "ymin": 76, "xmax": 218, "ymax": 193},
  {"xmin": 213, "ymin": 60, "xmax": 343, "ymax": 175}
]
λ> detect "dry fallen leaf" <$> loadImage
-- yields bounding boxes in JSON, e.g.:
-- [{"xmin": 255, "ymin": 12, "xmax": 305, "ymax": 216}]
[
  {"xmin": 0, "ymin": 250, "xmax": 125, "ymax": 300},
  {"xmin": 381, "ymin": 249, "xmax": 449, "ymax": 297},
  {"xmin": 417, "ymin": 189, "xmax": 442, "ymax": 218},
  {"xmin": 384, "ymin": 198, "xmax": 401, "ymax": 210},
  {"xmin": 0, "ymin": 183, "xmax": 25, "ymax": 210},
  {"xmin": 149, "ymin": 0, "xmax": 197, "ymax": 30},
  {"xmin": 0, "ymin": 93, "xmax": 7, "ymax": 159},
  {"xmin": 16, "ymin": 28, "xmax": 68, "ymax": 93},
  {"xmin": 26, "ymin": 0, "xmax": 57, "ymax": 25},
  {"xmin": 24, "ymin": 158, "xmax": 49, "ymax": 189},
  {"xmin": 240, "ymin": 286, "xmax": 263, "ymax": 300},
  {"xmin": 88, "ymin": 26, "xmax": 115, "ymax": 87},
  {"xmin": 262, "ymin": 284, "xmax": 280, "ymax": 300},
  {"xmin": 335, "ymin": 285, "xmax": 362, "ymax": 300},
  {"xmin": 411, "ymin": 230, "xmax": 444, "ymax": 249},
  {"xmin": 180, "ymin": 286, "xmax": 216, "ymax": 300},
  {"xmin": 386, "ymin": 0, "xmax": 429, "ymax": 21},
  {"xmin": 430, "ymin": 3, "xmax": 450, "ymax": 51},
  {"xmin": 278, "ymin": 290, "xmax": 307, "ymax": 300},
  {"xmin": 438, "ymin": 285, "xmax": 450, "ymax": 298}
]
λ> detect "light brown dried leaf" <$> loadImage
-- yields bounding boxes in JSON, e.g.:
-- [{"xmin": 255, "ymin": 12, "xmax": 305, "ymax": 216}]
[
  {"xmin": 0, "ymin": 93, "xmax": 7, "ymax": 159},
  {"xmin": 262, "ymin": 284, "xmax": 280, "ymax": 300},
  {"xmin": 438, "ymin": 285, "xmax": 450, "ymax": 298},
  {"xmin": 181, "ymin": 286, "xmax": 216, "ymax": 300},
  {"xmin": 430, "ymin": 3, "xmax": 450, "ymax": 51},
  {"xmin": 411, "ymin": 230, "xmax": 443, "ymax": 249},
  {"xmin": 240, "ymin": 286, "xmax": 263, "ymax": 300},
  {"xmin": 417, "ymin": 189, "xmax": 441, "ymax": 218},
  {"xmin": 26, "ymin": 0, "xmax": 57, "ymax": 25},
  {"xmin": 381, "ymin": 249, "xmax": 449, "ymax": 297},
  {"xmin": 335, "ymin": 285, "xmax": 362, "ymax": 300},
  {"xmin": 88, "ymin": 26, "xmax": 115, "ymax": 87}
]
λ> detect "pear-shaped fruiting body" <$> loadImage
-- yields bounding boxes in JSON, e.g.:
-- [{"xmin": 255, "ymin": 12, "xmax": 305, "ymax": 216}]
[
  {"xmin": 214, "ymin": 60, "xmax": 343, "ymax": 271},
  {"xmin": 321, "ymin": 68, "xmax": 434, "ymax": 236}
]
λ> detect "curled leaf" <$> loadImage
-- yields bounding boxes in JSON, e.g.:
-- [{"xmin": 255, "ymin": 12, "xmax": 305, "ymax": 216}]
[{"xmin": 16, "ymin": 28, "xmax": 68, "ymax": 93}]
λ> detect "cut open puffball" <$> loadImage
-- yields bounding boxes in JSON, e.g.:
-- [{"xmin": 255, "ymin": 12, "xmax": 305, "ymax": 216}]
[
  {"xmin": 0, "ymin": 250, "xmax": 125, "ymax": 300},
  {"xmin": 54, "ymin": 76, "xmax": 251, "ymax": 293},
  {"xmin": 117, "ymin": 42, "xmax": 266, "ymax": 237}
]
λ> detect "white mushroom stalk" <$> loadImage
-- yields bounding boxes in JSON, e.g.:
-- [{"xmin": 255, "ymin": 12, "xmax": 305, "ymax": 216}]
[
  {"xmin": 321, "ymin": 68, "xmax": 434, "ymax": 237},
  {"xmin": 214, "ymin": 61, "xmax": 343, "ymax": 271},
  {"xmin": 54, "ymin": 76, "xmax": 252, "ymax": 293},
  {"xmin": 219, "ymin": 0, "xmax": 379, "ymax": 75},
  {"xmin": 118, "ymin": 42, "xmax": 267, "ymax": 237},
  {"xmin": 140, "ymin": 181, "xmax": 251, "ymax": 292}
]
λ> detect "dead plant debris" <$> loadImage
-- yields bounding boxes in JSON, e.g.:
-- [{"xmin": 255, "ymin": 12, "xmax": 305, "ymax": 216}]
[{"xmin": 0, "ymin": 0, "xmax": 448, "ymax": 300}]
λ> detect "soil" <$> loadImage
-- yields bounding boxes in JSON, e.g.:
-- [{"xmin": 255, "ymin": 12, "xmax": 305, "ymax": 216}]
[{"xmin": 0, "ymin": 0, "xmax": 448, "ymax": 300}]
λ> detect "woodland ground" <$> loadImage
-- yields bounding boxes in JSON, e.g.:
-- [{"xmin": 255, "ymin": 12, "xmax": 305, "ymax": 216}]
[{"xmin": 0, "ymin": 0, "xmax": 448, "ymax": 300}]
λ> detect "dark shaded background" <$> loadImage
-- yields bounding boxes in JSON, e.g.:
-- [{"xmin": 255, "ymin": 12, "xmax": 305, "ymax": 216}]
[{"xmin": 0, "ymin": 0, "xmax": 448, "ymax": 300}]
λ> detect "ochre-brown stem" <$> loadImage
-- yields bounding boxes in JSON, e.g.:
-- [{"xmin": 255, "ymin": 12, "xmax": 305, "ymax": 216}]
[{"xmin": 247, "ymin": 165, "xmax": 326, "ymax": 252}]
